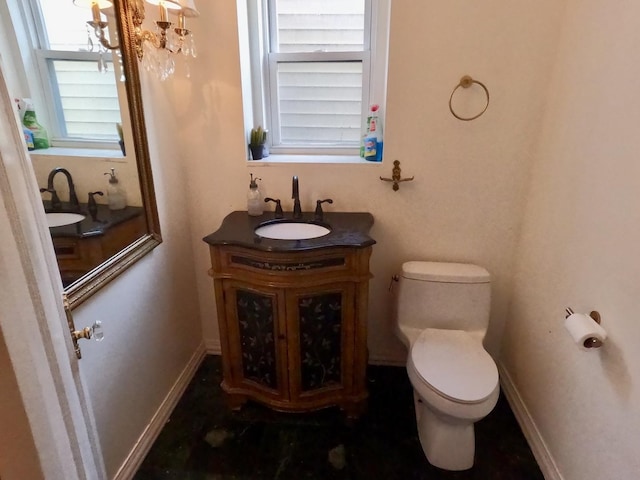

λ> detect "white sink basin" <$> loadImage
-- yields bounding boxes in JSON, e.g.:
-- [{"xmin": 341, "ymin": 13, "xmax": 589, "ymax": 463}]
[
  {"xmin": 46, "ymin": 212, "xmax": 86, "ymax": 228},
  {"xmin": 255, "ymin": 222, "xmax": 331, "ymax": 240}
]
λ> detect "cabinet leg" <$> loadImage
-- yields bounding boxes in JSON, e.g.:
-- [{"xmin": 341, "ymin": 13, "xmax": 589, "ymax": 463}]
[
  {"xmin": 342, "ymin": 399, "xmax": 367, "ymax": 422},
  {"xmin": 225, "ymin": 393, "xmax": 248, "ymax": 411}
]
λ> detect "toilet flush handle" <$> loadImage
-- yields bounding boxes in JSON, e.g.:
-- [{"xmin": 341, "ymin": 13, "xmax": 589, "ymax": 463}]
[{"xmin": 389, "ymin": 275, "xmax": 399, "ymax": 292}]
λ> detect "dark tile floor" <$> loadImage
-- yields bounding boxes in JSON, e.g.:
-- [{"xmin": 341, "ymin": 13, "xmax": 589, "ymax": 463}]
[{"xmin": 134, "ymin": 355, "xmax": 543, "ymax": 480}]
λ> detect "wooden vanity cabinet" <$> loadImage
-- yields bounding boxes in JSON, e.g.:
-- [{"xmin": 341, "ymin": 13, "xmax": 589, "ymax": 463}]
[
  {"xmin": 209, "ymin": 245, "xmax": 372, "ymax": 419},
  {"xmin": 53, "ymin": 214, "xmax": 145, "ymax": 286}
]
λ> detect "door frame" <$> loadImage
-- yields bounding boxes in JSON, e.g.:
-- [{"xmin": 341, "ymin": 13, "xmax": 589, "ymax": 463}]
[{"xmin": 0, "ymin": 64, "xmax": 105, "ymax": 479}]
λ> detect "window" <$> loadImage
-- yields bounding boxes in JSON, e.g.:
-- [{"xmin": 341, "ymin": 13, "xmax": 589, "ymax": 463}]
[
  {"xmin": 7, "ymin": 0, "xmax": 123, "ymax": 148},
  {"xmin": 246, "ymin": 0, "xmax": 389, "ymax": 158}
]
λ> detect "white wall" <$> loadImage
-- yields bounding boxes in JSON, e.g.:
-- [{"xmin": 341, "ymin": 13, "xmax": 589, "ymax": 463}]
[
  {"xmin": 0, "ymin": 32, "xmax": 203, "ymax": 480},
  {"xmin": 53, "ymin": 0, "xmax": 640, "ymax": 477},
  {"xmin": 1, "ymin": 1, "xmax": 203, "ymax": 477},
  {"xmin": 502, "ymin": 0, "xmax": 640, "ymax": 478},
  {"xmin": 8, "ymin": 0, "xmax": 639, "ymax": 478},
  {"xmin": 67, "ymin": 71, "xmax": 203, "ymax": 477},
  {"xmin": 75, "ymin": 0, "xmax": 639, "ymax": 476},
  {"xmin": 373, "ymin": 0, "xmax": 566, "ymax": 357},
  {"xmin": 180, "ymin": 0, "xmax": 564, "ymax": 363}
]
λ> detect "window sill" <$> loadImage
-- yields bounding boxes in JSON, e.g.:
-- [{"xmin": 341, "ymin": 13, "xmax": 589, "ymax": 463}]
[
  {"xmin": 29, "ymin": 147, "xmax": 126, "ymax": 162},
  {"xmin": 247, "ymin": 154, "xmax": 384, "ymax": 165}
]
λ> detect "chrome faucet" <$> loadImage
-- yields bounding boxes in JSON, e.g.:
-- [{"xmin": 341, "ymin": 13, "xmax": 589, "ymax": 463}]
[
  {"xmin": 40, "ymin": 167, "xmax": 80, "ymax": 212},
  {"xmin": 292, "ymin": 175, "xmax": 302, "ymax": 219}
]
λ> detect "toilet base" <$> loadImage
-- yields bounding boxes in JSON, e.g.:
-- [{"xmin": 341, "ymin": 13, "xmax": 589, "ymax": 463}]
[
  {"xmin": 416, "ymin": 398, "xmax": 475, "ymax": 471},
  {"xmin": 406, "ymin": 348, "xmax": 499, "ymax": 472}
]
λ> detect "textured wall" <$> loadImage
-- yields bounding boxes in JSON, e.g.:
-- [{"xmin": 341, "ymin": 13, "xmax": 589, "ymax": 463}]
[
  {"xmin": 177, "ymin": 0, "xmax": 563, "ymax": 364},
  {"xmin": 70, "ymin": 72, "xmax": 203, "ymax": 477},
  {"xmin": 503, "ymin": 0, "xmax": 640, "ymax": 477},
  {"xmin": 8, "ymin": 0, "xmax": 639, "ymax": 478}
]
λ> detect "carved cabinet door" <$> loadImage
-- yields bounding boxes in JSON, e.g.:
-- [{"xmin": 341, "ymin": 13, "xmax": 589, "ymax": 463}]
[
  {"xmin": 221, "ymin": 280, "xmax": 289, "ymax": 401},
  {"xmin": 286, "ymin": 282, "xmax": 356, "ymax": 404}
]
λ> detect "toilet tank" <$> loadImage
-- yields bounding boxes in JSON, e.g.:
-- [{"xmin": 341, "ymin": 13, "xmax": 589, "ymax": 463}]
[{"xmin": 395, "ymin": 261, "xmax": 491, "ymax": 335}]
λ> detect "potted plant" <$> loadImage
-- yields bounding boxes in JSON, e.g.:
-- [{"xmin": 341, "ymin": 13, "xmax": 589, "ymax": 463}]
[
  {"xmin": 249, "ymin": 126, "xmax": 267, "ymax": 160},
  {"xmin": 116, "ymin": 122, "xmax": 125, "ymax": 156}
]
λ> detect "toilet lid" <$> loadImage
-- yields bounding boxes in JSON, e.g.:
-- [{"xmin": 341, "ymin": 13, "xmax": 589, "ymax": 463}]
[
  {"xmin": 411, "ymin": 329, "xmax": 498, "ymax": 403},
  {"xmin": 402, "ymin": 261, "xmax": 490, "ymax": 284}
]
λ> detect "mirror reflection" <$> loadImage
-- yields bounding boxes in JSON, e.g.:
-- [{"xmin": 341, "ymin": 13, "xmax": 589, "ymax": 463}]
[
  {"xmin": 38, "ymin": 162, "xmax": 147, "ymax": 287},
  {"xmin": 1, "ymin": 0, "xmax": 160, "ymax": 303}
]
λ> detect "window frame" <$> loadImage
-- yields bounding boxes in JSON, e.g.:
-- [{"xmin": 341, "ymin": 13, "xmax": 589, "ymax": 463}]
[
  {"xmin": 35, "ymin": 49, "xmax": 120, "ymax": 145},
  {"xmin": 9, "ymin": 0, "xmax": 124, "ymax": 150},
  {"xmin": 247, "ymin": 0, "xmax": 389, "ymax": 159}
]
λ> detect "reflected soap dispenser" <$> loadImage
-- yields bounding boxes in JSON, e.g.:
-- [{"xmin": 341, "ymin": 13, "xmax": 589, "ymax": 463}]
[
  {"xmin": 247, "ymin": 173, "xmax": 263, "ymax": 216},
  {"xmin": 104, "ymin": 168, "xmax": 127, "ymax": 210}
]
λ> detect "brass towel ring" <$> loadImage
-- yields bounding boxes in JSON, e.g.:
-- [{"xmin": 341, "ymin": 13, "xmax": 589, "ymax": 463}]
[{"xmin": 449, "ymin": 75, "xmax": 490, "ymax": 121}]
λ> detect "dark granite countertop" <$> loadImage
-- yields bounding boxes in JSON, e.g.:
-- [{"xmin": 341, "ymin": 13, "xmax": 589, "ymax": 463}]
[
  {"xmin": 203, "ymin": 211, "xmax": 376, "ymax": 252},
  {"xmin": 46, "ymin": 202, "xmax": 144, "ymax": 239}
]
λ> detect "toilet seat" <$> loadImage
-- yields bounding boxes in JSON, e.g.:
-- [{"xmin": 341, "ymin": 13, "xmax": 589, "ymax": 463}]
[{"xmin": 410, "ymin": 328, "xmax": 498, "ymax": 404}]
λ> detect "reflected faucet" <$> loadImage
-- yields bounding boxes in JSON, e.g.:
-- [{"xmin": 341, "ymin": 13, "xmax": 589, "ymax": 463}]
[
  {"xmin": 292, "ymin": 175, "xmax": 302, "ymax": 219},
  {"xmin": 40, "ymin": 167, "xmax": 80, "ymax": 212}
]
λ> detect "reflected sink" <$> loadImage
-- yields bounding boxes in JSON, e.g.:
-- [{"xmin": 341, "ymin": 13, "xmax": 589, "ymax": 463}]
[
  {"xmin": 255, "ymin": 222, "xmax": 331, "ymax": 240},
  {"xmin": 46, "ymin": 212, "xmax": 86, "ymax": 228}
]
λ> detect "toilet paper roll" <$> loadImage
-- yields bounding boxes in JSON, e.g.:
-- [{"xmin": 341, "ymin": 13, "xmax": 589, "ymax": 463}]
[{"xmin": 564, "ymin": 313, "xmax": 607, "ymax": 350}]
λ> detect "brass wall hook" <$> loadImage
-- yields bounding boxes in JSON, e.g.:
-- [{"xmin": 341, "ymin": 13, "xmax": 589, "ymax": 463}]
[{"xmin": 380, "ymin": 160, "xmax": 414, "ymax": 191}]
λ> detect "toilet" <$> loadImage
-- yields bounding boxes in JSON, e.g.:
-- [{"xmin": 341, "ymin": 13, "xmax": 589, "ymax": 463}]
[{"xmin": 393, "ymin": 261, "xmax": 499, "ymax": 471}]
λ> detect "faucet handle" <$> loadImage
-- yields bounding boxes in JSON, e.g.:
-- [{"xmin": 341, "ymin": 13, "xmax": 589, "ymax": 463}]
[
  {"xmin": 314, "ymin": 199, "xmax": 333, "ymax": 221},
  {"xmin": 264, "ymin": 197, "xmax": 284, "ymax": 218},
  {"xmin": 87, "ymin": 191, "xmax": 104, "ymax": 221},
  {"xmin": 40, "ymin": 187, "xmax": 62, "ymax": 211}
]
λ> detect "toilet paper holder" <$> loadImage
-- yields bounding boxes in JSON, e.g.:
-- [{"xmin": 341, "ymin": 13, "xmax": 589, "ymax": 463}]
[{"xmin": 565, "ymin": 308, "xmax": 603, "ymax": 348}]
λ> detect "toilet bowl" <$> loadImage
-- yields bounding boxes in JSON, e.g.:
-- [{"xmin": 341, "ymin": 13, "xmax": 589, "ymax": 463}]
[
  {"xmin": 407, "ymin": 328, "xmax": 499, "ymax": 470},
  {"xmin": 393, "ymin": 261, "xmax": 499, "ymax": 471}
]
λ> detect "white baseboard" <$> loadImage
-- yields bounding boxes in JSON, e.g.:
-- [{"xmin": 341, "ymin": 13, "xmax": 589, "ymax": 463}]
[
  {"xmin": 204, "ymin": 337, "xmax": 221, "ymax": 355},
  {"xmin": 113, "ymin": 342, "xmax": 207, "ymax": 480},
  {"xmin": 498, "ymin": 362, "xmax": 563, "ymax": 480},
  {"xmin": 368, "ymin": 351, "xmax": 405, "ymax": 366}
]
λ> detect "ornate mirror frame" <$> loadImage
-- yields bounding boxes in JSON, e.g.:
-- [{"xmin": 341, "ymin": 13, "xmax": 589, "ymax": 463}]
[{"xmin": 65, "ymin": 0, "xmax": 161, "ymax": 309}]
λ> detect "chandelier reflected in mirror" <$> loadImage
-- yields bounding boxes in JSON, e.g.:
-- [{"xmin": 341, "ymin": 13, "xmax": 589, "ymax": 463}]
[
  {"xmin": 73, "ymin": 0, "xmax": 119, "ymax": 50},
  {"xmin": 74, "ymin": 0, "xmax": 199, "ymax": 80}
]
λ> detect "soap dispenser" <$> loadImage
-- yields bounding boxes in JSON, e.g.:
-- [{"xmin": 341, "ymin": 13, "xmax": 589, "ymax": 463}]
[
  {"xmin": 247, "ymin": 173, "xmax": 263, "ymax": 216},
  {"xmin": 104, "ymin": 168, "xmax": 127, "ymax": 210}
]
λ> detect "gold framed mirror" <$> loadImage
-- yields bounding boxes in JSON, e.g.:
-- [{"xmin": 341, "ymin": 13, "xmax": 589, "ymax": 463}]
[{"xmin": 58, "ymin": 0, "xmax": 162, "ymax": 309}]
